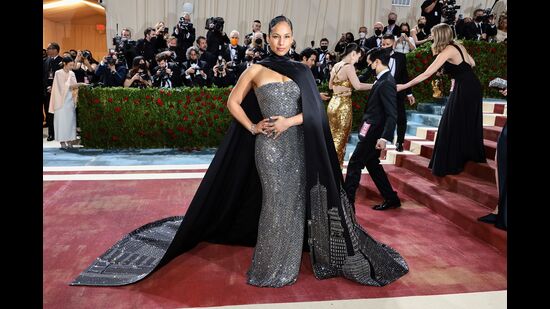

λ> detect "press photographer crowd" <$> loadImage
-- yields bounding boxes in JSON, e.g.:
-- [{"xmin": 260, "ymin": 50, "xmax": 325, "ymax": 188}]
[{"xmin": 43, "ymin": 0, "xmax": 507, "ymax": 144}]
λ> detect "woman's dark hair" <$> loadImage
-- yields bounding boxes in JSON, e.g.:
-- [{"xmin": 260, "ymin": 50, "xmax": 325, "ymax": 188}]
[
  {"xmin": 60, "ymin": 56, "xmax": 74, "ymax": 68},
  {"xmin": 345, "ymin": 32, "xmax": 354, "ymax": 41},
  {"xmin": 399, "ymin": 22, "xmax": 411, "ymax": 31},
  {"xmin": 268, "ymin": 15, "xmax": 293, "ymax": 35},
  {"xmin": 300, "ymin": 47, "xmax": 318, "ymax": 61},
  {"xmin": 340, "ymin": 42, "xmax": 361, "ymax": 58}
]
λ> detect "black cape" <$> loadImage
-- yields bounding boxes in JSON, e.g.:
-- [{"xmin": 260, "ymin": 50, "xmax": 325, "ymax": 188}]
[{"xmin": 72, "ymin": 53, "xmax": 408, "ymax": 287}]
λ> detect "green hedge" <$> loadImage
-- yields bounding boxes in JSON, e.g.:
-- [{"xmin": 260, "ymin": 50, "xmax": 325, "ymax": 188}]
[
  {"xmin": 405, "ymin": 40, "xmax": 507, "ymax": 103},
  {"xmin": 78, "ymin": 41, "xmax": 505, "ymax": 149},
  {"xmin": 78, "ymin": 87, "xmax": 233, "ymax": 149}
]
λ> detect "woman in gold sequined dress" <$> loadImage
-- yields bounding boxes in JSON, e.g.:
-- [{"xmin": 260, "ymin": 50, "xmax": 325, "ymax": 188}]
[{"xmin": 327, "ymin": 43, "xmax": 372, "ymax": 166}]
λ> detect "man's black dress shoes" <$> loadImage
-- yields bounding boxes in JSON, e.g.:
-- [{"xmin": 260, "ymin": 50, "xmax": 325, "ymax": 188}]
[
  {"xmin": 372, "ymin": 199, "xmax": 401, "ymax": 210},
  {"xmin": 395, "ymin": 142, "xmax": 404, "ymax": 152},
  {"xmin": 47, "ymin": 136, "xmax": 54, "ymax": 141}
]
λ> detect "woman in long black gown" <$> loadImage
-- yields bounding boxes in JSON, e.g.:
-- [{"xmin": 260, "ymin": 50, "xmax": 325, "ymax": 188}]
[
  {"xmin": 72, "ymin": 16, "xmax": 408, "ymax": 288},
  {"xmin": 397, "ymin": 23, "xmax": 486, "ymax": 177}
]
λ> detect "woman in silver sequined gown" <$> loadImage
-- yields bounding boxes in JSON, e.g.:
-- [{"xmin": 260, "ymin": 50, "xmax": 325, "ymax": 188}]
[{"xmin": 248, "ymin": 80, "xmax": 305, "ymax": 286}]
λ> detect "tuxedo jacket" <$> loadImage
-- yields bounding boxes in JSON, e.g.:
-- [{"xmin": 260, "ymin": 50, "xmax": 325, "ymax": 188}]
[
  {"xmin": 223, "ymin": 44, "xmax": 246, "ymax": 65},
  {"xmin": 361, "ymin": 71, "xmax": 397, "ymax": 142},
  {"xmin": 43, "ymin": 56, "xmax": 63, "ymax": 94},
  {"xmin": 365, "ymin": 35, "xmax": 381, "ymax": 49},
  {"xmin": 464, "ymin": 22, "xmax": 498, "ymax": 41},
  {"xmin": 358, "ymin": 52, "xmax": 412, "ymax": 96},
  {"xmin": 383, "ymin": 25, "xmax": 401, "ymax": 37}
]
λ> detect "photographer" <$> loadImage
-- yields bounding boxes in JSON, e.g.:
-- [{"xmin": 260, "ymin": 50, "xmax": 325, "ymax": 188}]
[
  {"xmin": 205, "ymin": 17, "xmax": 230, "ymax": 58},
  {"xmin": 244, "ymin": 20, "xmax": 267, "ymax": 46},
  {"xmin": 288, "ymin": 40, "xmax": 301, "ymax": 61},
  {"xmin": 95, "ymin": 52, "xmax": 127, "ymax": 87},
  {"xmin": 181, "ymin": 46, "xmax": 210, "ymax": 87},
  {"xmin": 212, "ymin": 55, "xmax": 236, "ymax": 87},
  {"xmin": 464, "ymin": 9, "xmax": 497, "ymax": 41},
  {"xmin": 153, "ymin": 21, "xmax": 169, "ymax": 53},
  {"xmin": 113, "ymin": 28, "xmax": 137, "ymax": 68},
  {"xmin": 335, "ymin": 32, "xmax": 354, "ymax": 54},
  {"xmin": 124, "ymin": 56, "xmax": 152, "ymax": 88},
  {"xmin": 166, "ymin": 36, "xmax": 186, "ymax": 66},
  {"xmin": 249, "ymin": 31, "xmax": 268, "ymax": 59},
  {"xmin": 196, "ymin": 36, "xmax": 217, "ymax": 71},
  {"xmin": 313, "ymin": 38, "xmax": 330, "ymax": 83},
  {"xmin": 152, "ymin": 51, "xmax": 179, "ymax": 88},
  {"xmin": 421, "ymin": 0, "xmax": 443, "ymax": 34},
  {"xmin": 136, "ymin": 27, "xmax": 157, "ymax": 67},
  {"xmin": 173, "ymin": 12, "xmax": 196, "ymax": 55},
  {"xmin": 73, "ymin": 49, "xmax": 99, "ymax": 84}
]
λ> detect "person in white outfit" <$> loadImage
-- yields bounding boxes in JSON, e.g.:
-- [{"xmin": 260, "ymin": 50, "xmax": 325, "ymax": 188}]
[{"xmin": 48, "ymin": 57, "xmax": 87, "ymax": 148}]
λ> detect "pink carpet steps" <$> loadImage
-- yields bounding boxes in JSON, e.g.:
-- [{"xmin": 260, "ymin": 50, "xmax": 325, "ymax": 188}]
[{"xmin": 43, "ymin": 177, "xmax": 506, "ymax": 308}]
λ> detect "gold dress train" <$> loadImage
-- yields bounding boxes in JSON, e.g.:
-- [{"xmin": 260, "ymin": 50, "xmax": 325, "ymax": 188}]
[{"xmin": 327, "ymin": 65, "xmax": 353, "ymax": 166}]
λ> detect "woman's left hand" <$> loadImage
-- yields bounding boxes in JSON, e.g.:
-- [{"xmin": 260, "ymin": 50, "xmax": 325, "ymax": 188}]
[{"xmin": 266, "ymin": 116, "xmax": 290, "ymax": 139}]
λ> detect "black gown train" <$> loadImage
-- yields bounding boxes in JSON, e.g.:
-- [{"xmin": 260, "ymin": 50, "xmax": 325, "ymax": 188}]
[{"xmin": 71, "ymin": 54, "xmax": 409, "ymax": 287}]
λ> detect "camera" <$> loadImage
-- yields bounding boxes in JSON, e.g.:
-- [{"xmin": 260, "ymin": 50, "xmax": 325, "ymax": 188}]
[
  {"xmin": 178, "ymin": 17, "xmax": 192, "ymax": 32},
  {"xmin": 157, "ymin": 68, "xmax": 170, "ymax": 80},
  {"xmin": 190, "ymin": 63, "xmax": 202, "ymax": 75},
  {"xmin": 105, "ymin": 56, "xmax": 117, "ymax": 66},
  {"xmin": 442, "ymin": 0, "xmax": 461, "ymax": 24},
  {"xmin": 82, "ymin": 50, "xmax": 91, "ymax": 59},
  {"xmin": 205, "ymin": 17, "xmax": 224, "ymax": 33}
]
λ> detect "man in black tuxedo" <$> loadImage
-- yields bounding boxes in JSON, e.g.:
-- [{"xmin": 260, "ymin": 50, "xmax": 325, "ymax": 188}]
[
  {"xmin": 365, "ymin": 22, "xmax": 384, "ymax": 49},
  {"xmin": 223, "ymin": 30, "xmax": 245, "ymax": 65},
  {"xmin": 43, "ymin": 42, "xmax": 62, "ymax": 141},
  {"xmin": 383, "ymin": 12, "xmax": 401, "ymax": 37},
  {"xmin": 358, "ymin": 35, "xmax": 416, "ymax": 152},
  {"xmin": 381, "ymin": 35, "xmax": 415, "ymax": 151},
  {"xmin": 344, "ymin": 47, "xmax": 400, "ymax": 211},
  {"xmin": 464, "ymin": 9, "xmax": 498, "ymax": 41}
]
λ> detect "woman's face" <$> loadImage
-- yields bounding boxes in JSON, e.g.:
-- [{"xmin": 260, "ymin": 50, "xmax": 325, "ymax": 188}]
[
  {"xmin": 349, "ymin": 50, "xmax": 360, "ymax": 63},
  {"xmin": 267, "ymin": 21, "xmax": 293, "ymax": 56},
  {"xmin": 65, "ymin": 61, "xmax": 75, "ymax": 70}
]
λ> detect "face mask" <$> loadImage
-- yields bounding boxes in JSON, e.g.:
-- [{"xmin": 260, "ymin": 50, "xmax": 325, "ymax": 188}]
[
  {"xmin": 346, "ymin": 37, "xmax": 353, "ymax": 43},
  {"xmin": 402, "ymin": 31, "xmax": 410, "ymax": 36},
  {"xmin": 359, "ymin": 32, "xmax": 366, "ymax": 39},
  {"xmin": 230, "ymin": 38, "xmax": 239, "ymax": 46},
  {"xmin": 418, "ymin": 23, "xmax": 425, "ymax": 29},
  {"xmin": 139, "ymin": 63, "xmax": 147, "ymax": 70},
  {"xmin": 245, "ymin": 55, "xmax": 253, "ymax": 62},
  {"xmin": 475, "ymin": 16, "xmax": 483, "ymax": 23},
  {"xmin": 320, "ymin": 45, "xmax": 328, "ymax": 51},
  {"xmin": 375, "ymin": 29, "xmax": 382, "ymax": 36},
  {"xmin": 369, "ymin": 63, "xmax": 377, "ymax": 75},
  {"xmin": 388, "ymin": 19, "xmax": 396, "ymax": 25},
  {"xmin": 255, "ymin": 38, "xmax": 263, "ymax": 45}
]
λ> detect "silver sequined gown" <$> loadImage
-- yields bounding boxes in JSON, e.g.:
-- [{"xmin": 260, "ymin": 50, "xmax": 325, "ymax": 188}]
[{"xmin": 247, "ymin": 80, "xmax": 305, "ymax": 287}]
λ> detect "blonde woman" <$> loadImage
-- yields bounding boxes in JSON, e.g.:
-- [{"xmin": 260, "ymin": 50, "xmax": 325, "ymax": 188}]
[
  {"xmin": 327, "ymin": 42, "xmax": 372, "ymax": 166},
  {"xmin": 410, "ymin": 17, "xmax": 433, "ymax": 47},
  {"xmin": 397, "ymin": 23, "xmax": 485, "ymax": 177}
]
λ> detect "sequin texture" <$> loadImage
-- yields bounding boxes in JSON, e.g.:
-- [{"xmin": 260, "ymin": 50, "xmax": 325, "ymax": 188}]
[{"xmin": 247, "ymin": 80, "xmax": 305, "ymax": 287}]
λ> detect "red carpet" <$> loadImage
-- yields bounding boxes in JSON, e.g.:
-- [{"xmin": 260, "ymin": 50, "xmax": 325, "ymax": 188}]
[{"xmin": 43, "ymin": 178, "xmax": 506, "ymax": 308}]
